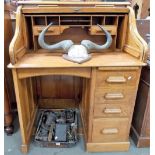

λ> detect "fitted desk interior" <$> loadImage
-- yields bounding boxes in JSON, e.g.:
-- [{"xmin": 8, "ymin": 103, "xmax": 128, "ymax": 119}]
[{"xmin": 8, "ymin": 1, "xmax": 148, "ymax": 153}]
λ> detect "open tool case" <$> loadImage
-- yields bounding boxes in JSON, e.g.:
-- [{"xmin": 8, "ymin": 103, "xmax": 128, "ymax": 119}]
[{"xmin": 34, "ymin": 109, "xmax": 78, "ymax": 147}]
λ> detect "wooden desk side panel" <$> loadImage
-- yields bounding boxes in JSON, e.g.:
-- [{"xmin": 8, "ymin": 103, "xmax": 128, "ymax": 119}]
[
  {"xmin": 9, "ymin": 6, "xmax": 28, "ymax": 65},
  {"xmin": 124, "ymin": 6, "xmax": 148, "ymax": 62},
  {"xmin": 12, "ymin": 69, "xmax": 37, "ymax": 153},
  {"xmin": 80, "ymin": 68, "xmax": 96, "ymax": 142}
]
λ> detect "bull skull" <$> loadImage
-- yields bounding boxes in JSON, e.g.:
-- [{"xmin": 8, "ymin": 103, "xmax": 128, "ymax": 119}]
[{"xmin": 38, "ymin": 22, "xmax": 112, "ymax": 63}]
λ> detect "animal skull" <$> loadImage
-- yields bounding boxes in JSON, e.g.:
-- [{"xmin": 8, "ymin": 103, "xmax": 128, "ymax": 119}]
[
  {"xmin": 63, "ymin": 45, "xmax": 91, "ymax": 63},
  {"xmin": 38, "ymin": 22, "xmax": 112, "ymax": 63}
]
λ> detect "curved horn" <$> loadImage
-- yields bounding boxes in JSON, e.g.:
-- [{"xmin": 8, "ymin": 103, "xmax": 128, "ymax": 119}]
[
  {"xmin": 81, "ymin": 24, "xmax": 112, "ymax": 50},
  {"xmin": 38, "ymin": 22, "xmax": 73, "ymax": 52}
]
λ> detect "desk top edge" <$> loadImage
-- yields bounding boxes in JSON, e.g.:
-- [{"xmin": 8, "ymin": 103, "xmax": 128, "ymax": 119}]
[{"xmin": 8, "ymin": 52, "xmax": 145, "ymax": 69}]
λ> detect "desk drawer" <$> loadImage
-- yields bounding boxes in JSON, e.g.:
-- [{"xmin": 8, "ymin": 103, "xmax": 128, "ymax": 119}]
[
  {"xmin": 33, "ymin": 26, "xmax": 69, "ymax": 36},
  {"xmin": 94, "ymin": 104, "xmax": 132, "ymax": 117},
  {"xmin": 96, "ymin": 69, "xmax": 139, "ymax": 88},
  {"xmin": 33, "ymin": 26, "xmax": 60, "ymax": 36},
  {"xmin": 94, "ymin": 88, "xmax": 136, "ymax": 105},
  {"xmin": 92, "ymin": 118, "xmax": 129, "ymax": 142}
]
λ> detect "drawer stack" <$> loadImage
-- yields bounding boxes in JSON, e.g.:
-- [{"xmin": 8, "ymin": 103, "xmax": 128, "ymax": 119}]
[{"xmin": 91, "ymin": 67, "xmax": 140, "ymax": 143}]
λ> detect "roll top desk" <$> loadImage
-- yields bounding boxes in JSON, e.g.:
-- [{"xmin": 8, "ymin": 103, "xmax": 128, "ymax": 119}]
[{"xmin": 8, "ymin": 1, "xmax": 148, "ymax": 153}]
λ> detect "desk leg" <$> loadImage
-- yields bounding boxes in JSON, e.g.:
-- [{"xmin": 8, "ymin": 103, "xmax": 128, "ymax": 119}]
[
  {"xmin": 12, "ymin": 69, "xmax": 37, "ymax": 153},
  {"xmin": 80, "ymin": 68, "xmax": 96, "ymax": 144},
  {"xmin": 87, "ymin": 68, "xmax": 96, "ymax": 142}
]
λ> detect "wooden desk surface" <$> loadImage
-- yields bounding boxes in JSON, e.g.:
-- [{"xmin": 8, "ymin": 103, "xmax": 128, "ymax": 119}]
[{"xmin": 8, "ymin": 51, "xmax": 145, "ymax": 69}]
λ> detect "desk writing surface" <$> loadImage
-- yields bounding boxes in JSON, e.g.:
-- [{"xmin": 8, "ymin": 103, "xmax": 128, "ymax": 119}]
[{"xmin": 8, "ymin": 51, "xmax": 145, "ymax": 68}]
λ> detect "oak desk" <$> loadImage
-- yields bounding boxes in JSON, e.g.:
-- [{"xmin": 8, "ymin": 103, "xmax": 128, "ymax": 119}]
[{"xmin": 8, "ymin": 1, "xmax": 148, "ymax": 153}]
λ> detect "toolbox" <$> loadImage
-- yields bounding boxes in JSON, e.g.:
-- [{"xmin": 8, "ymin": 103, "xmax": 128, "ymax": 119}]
[{"xmin": 34, "ymin": 109, "xmax": 78, "ymax": 148}]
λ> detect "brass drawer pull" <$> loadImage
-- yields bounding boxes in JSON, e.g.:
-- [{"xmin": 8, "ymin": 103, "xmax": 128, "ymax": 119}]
[
  {"xmin": 104, "ymin": 93, "xmax": 124, "ymax": 100},
  {"xmin": 101, "ymin": 128, "xmax": 118, "ymax": 134},
  {"xmin": 104, "ymin": 108, "xmax": 122, "ymax": 114},
  {"xmin": 106, "ymin": 76, "xmax": 126, "ymax": 83}
]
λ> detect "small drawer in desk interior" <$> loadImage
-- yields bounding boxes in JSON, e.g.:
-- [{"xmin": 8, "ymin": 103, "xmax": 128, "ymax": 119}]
[
  {"xmin": 96, "ymin": 69, "xmax": 140, "ymax": 88},
  {"xmin": 94, "ymin": 87, "xmax": 137, "ymax": 105},
  {"xmin": 33, "ymin": 26, "xmax": 61, "ymax": 36},
  {"xmin": 93, "ymin": 103, "xmax": 132, "ymax": 118},
  {"xmin": 92, "ymin": 118, "xmax": 129, "ymax": 143}
]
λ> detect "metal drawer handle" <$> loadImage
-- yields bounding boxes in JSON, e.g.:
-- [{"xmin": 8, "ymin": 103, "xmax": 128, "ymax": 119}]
[
  {"xmin": 104, "ymin": 93, "xmax": 124, "ymax": 100},
  {"xmin": 101, "ymin": 128, "xmax": 118, "ymax": 134},
  {"xmin": 106, "ymin": 76, "xmax": 126, "ymax": 83},
  {"xmin": 104, "ymin": 108, "xmax": 122, "ymax": 114}
]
